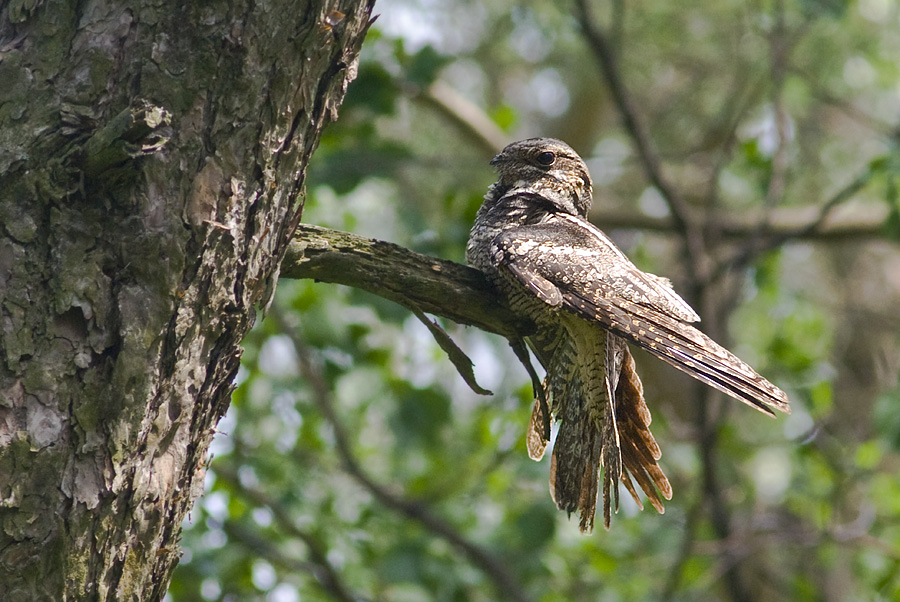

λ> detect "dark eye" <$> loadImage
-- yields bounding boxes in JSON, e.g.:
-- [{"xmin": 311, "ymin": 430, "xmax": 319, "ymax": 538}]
[{"xmin": 536, "ymin": 151, "xmax": 556, "ymax": 166}]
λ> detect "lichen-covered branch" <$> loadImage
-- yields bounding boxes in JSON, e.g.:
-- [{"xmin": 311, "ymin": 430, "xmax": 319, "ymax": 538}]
[{"xmin": 282, "ymin": 224, "xmax": 531, "ymax": 338}]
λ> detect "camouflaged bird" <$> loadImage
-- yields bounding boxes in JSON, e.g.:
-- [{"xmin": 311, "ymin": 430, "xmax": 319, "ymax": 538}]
[{"xmin": 466, "ymin": 138, "xmax": 790, "ymax": 532}]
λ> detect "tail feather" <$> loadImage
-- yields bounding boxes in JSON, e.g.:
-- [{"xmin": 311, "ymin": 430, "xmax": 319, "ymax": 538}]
[
  {"xmin": 549, "ymin": 394, "xmax": 602, "ymax": 532},
  {"xmin": 615, "ymin": 349, "xmax": 672, "ymax": 514},
  {"xmin": 526, "ymin": 385, "xmax": 550, "ymax": 460},
  {"xmin": 540, "ymin": 332, "xmax": 672, "ymax": 532},
  {"xmin": 566, "ymin": 292, "xmax": 790, "ymax": 416}
]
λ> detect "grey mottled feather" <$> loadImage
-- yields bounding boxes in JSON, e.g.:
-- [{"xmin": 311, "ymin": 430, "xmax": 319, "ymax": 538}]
[{"xmin": 467, "ymin": 138, "xmax": 788, "ymax": 532}]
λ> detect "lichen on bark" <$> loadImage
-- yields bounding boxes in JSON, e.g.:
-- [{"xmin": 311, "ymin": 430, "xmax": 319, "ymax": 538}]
[{"xmin": 0, "ymin": 1, "xmax": 376, "ymax": 600}]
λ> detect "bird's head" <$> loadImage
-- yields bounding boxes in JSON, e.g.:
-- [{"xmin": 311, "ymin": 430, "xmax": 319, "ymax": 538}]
[{"xmin": 490, "ymin": 138, "xmax": 593, "ymax": 217}]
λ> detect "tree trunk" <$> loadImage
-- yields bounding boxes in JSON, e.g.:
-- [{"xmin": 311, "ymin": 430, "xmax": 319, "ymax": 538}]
[{"xmin": 0, "ymin": 1, "xmax": 374, "ymax": 599}]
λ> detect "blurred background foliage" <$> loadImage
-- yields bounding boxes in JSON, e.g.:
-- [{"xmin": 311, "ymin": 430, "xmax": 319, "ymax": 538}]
[{"xmin": 168, "ymin": 1, "xmax": 900, "ymax": 600}]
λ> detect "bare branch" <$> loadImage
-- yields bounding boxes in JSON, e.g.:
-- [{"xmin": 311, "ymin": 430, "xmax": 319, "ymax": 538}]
[
  {"xmin": 712, "ymin": 169, "xmax": 877, "ymax": 280},
  {"xmin": 281, "ymin": 213, "xmax": 888, "ymax": 356},
  {"xmin": 790, "ymin": 65, "xmax": 896, "ymax": 135},
  {"xmin": 695, "ymin": 386, "xmax": 751, "ymax": 602},
  {"xmin": 222, "ymin": 521, "xmax": 322, "ymax": 577},
  {"xmin": 283, "ymin": 212, "xmax": 889, "ymax": 333},
  {"xmin": 596, "ymin": 205, "xmax": 888, "ymax": 241}
]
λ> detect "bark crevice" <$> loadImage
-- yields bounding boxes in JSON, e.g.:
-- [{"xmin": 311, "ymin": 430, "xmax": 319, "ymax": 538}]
[{"xmin": 0, "ymin": 2, "xmax": 376, "ymax": 600}]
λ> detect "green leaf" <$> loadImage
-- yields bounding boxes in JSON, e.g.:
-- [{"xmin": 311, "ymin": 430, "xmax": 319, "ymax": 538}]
[
  {"xmin": 490, "ymin": 104, "xmax": 518, "ymax": 132},
  {"xmin": 390, "ymin": 383, "xmax": 451, "ymax": 448},
  {"xmin": 405, "ymin": 45, "xmax": 449, "ymax": 87},
  {"xmin": 343, "ymin": 63, "xmax": 398, "ymax": 115},
  {"xmin": 799, "ymin": 0, "xmax": 849, "ymax": 18},
  {"xmin": 880, "ymin": 173, "xmax": 900, "ymax": 241}
]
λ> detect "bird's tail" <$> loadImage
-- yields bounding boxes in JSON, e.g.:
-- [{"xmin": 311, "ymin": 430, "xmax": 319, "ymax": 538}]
[
  {"xmin": 574, "ymin": 295, "xmax": 790, "ymax": 416},
  {"xmin": 534, "ymin": 332, "xmax": 671, "ymax": 532},
  {"xmin": 615, "ymin": 348, "xmax": 672, "ymax": 513}
]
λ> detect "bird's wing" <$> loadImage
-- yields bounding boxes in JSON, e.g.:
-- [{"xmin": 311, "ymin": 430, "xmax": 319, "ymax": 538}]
[{"xmin": 491, "ymin": 216, "xmax": 790, "ymax": 416}]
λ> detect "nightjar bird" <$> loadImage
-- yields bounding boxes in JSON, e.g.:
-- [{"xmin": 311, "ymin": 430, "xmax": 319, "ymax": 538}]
[{"xmin": 466, "ymin": 138, "xmax": 790, "ymax": 532}]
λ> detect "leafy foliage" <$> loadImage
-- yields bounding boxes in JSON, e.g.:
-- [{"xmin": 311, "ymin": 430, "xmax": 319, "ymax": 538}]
[{"xmin": 170, "ymin": 1, "xmax": 900, "ymax": 601}]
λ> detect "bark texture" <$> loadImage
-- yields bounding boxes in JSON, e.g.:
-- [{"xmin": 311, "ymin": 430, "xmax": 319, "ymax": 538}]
[
  {"xmin": 0, "ymin": 1, "xmax": 374, "ymax": 600},
  {"xmin": 284, "ymin": 224, "xmax": 532, "ymax": 338}
]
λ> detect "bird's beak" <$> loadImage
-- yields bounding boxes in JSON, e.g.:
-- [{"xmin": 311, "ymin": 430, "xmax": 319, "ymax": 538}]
[{"xmin": 489, "ymin": 151, "xmax": 505, "ymax": 167}]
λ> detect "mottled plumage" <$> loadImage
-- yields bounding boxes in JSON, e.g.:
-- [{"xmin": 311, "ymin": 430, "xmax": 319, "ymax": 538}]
[{"xmin": 467, "ymin": 138, "xmax": 789, "ymax": 532}]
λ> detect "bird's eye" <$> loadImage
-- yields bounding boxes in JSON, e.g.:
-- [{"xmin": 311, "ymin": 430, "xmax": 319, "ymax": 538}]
[{"xmin": 536, "ymin": 151, "xmax": 556, "ymax": 166}]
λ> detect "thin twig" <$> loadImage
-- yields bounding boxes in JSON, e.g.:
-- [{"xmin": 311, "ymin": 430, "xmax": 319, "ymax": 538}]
[
  {"xmin": 414, "ymin": 79, "xmax": 508, "ymax": 156},
  {"xmin": 216, "ymin": 467, "xmax": 361, "ymax": 602},
  {"xmin": 272, "ymin": 308, "xmax": 536, "ymax": 602},
  {"xmin": 573, "ymin": 0, "xmax": 706, "ymax": 279},
  {"xmin": 410, "ymin": 306, "xmax": 492, "ymax": 395},
  {"xmin": 710, "ymin": 169, "xmax": 874, "ymax": 282},
  {"xmin": 696, "ymin": 385, "xmax": 752, "ymax": 602},
  {"xmin": 764, "ymin": 1, "xmax": 790, "ymax": 211}
]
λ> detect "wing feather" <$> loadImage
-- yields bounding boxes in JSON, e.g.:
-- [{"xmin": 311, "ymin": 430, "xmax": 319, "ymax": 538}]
[{"xmin": 491, "ymin": 217, "xmax": 789, "ymax": 416}]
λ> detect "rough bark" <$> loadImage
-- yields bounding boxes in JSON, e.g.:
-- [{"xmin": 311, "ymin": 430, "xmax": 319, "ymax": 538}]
[
  {"xmin": 0, "ymin": 1, "xmax": 374, "ymax": 600},
  {"xmin": 283, "ymin": 224, "xmax": 532, "ymax": 338}
]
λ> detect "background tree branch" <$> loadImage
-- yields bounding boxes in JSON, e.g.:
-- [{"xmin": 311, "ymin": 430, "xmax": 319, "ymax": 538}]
[
  {"xmin": 270, "ymin": 308, "xmax": 536, "ymax": 602},
  {"xmin": 574, "ymin": 0, "xmax": 707, "ymax": 277},
  {"xmin": 216, "ymin": 467, "xmax": 361, "ymax": 602}
]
